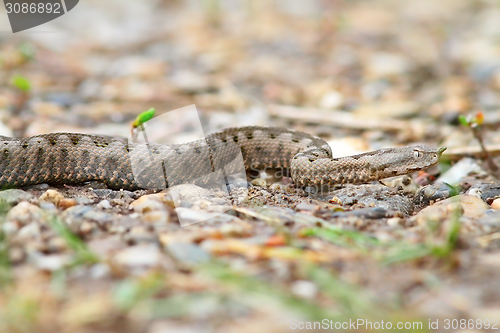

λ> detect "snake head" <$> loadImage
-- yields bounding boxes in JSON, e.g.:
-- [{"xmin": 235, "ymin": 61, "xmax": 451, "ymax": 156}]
[{"xmin": 405, "ymin": 145, "xmax": 446, "ymax": 172}]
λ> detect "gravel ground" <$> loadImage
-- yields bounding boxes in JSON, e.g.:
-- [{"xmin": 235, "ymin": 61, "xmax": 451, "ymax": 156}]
[{"xmin": 1, "ymin": 1, "xmax": 500, "ymax": 332}]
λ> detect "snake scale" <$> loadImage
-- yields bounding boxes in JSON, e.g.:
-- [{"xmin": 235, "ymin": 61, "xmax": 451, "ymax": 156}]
[{"xmin": 0, "ymin": 126, "xmax": 446, "ymax": 190}]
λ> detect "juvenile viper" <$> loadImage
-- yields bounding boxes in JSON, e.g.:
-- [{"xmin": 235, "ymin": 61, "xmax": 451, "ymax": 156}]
[{"xmin": 0, "ymin": 126, "xmax": 446, "ymax": 190}]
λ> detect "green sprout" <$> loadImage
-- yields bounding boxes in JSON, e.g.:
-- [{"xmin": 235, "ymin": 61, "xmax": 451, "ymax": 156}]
[
  {"xmin": 132, "ymin": 108, "xmax": 155, "ymax": 130},
  {"xmin": 459, "ymin": 111, "xmax": 497, "ymax": 173},
  {"xmin": 131, "ymin": 108, "xmax": 155, "ymax": 146},
  {"xmin": 10, "ymin": 75, "xmax": 31, "ymax": 93}
]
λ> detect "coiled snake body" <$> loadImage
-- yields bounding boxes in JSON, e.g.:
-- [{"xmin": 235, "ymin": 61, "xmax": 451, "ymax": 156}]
[{"xmin": 0, "ymin": 126, "xmax": 445, "ymax": 190}]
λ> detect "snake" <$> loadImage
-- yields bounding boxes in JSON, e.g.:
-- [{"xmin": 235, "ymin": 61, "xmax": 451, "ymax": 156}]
[{"xmin": 0, "ymin": 126, "xmax": 446, "ymax": 191}]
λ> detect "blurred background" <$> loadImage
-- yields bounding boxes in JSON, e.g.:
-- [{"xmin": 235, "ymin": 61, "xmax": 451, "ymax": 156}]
[
  {"xmin": 1, "ymin": 1, "xmax": 500, "ymax": 332},
  {"xmin": 1, "ymin": 0, "xmax": 499, "ymax": 143}
]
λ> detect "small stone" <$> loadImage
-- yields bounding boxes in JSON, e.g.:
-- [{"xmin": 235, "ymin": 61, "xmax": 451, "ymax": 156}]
[
  {"xmin": 0, "ymin": 189, "xmax": 34, "ymax": 205},
  {"xmin": 7, "ymin": 202, "xmax": 44, "ymax": 226},
  {"xmin": 124, "ymin": 226, "xmax": 157, "ymax": 244},
  {"xmin": 470, "ymin": 184, "xmax": 500, "ymax": 205},
  {"xmin": 319, "ymin": 90, "xmax": 344, "ymax": 109},
  {"xmin": 296, "ymin": 201, "xmax": 319, "ymax": 212},
  {"xmin": 251, "ymin": 178, "xmax": 267, "ymax": 187},
  {"xmin": 39, "ymin": 189, "xmax": 64, "ymax": 206},
  {"xmin": 269, "ymin": 183, "xmax": 284, "ymax": 190},
  {"xmin": 58, "ymin": 198, "xmax": 78, "ymax": 209},
  {"xmin": 2, "ymin": 221, "xmax": 19, "ymax": 235},
  {"xmin": 74, "ymin": 196, "xmax": 93, "ymax": 205},
  {"xmin": 165, "ymin": 241, "xmax": 211, "ymax": 266},
  {"xmin": 437, "ymin": 158, "xmax": 487, "ymax": 185},
  {"xmin": 142, "ymin": 210, "xmax": 170, "ymax": 225},
  {"xmin": 89, "ymin": 263, "xmax": 110, "ymax": 279},
  {"xmin": 97, "ymin": 200, "xmax": 112, "ymax": 209},
  {"xmin": 169, "ymin": 184, "xmax": 213, "ymax": 203},
  {"xmin": 175, "ymin": 207, "xmax": 221, "ymax": 226},
  {"xmin": 8, "ymin": 247, "xmax": 24, "ymax": 263},
  {"xmin": 413, "ymin": 183, "xmax": 459, "ymax": 210},
  {"xmin": 17, "ymin": 222, "xmax": 41, "ymax": 239},
  {"xmin": 129, "ymin": 193, "xmax": 170, "ymax": 213},
  {"xmin": 80, "ymin": 221, "xmax": 95, "ymax": 235},
  {"xmin": 31, "ymin": 253, "xmax": 71, "ymax": 271},
  {"xmin": 491, "ymin": 198, "xmax": 500, "ymax": 210},
  {"xmin": 415, "ymin": 195, "xmax": 489, "ymax": 227},
  {"xmin": 47, "ymin": 237, "xmax": 67, "ymax": 252},
  {"xmin": 387, "ymin": 217, "xmax": 403, "ymax": 226},
  {"xmin": 83, "ymin": 210, "xmax": 114, "ymax": 225},
  {"xmin": 114, "ymin": 244, "xmax": 161, "ymax": 268},
  {"xmin": 291, "ymin": 280, "xmax": 318, "ymax": 299}
]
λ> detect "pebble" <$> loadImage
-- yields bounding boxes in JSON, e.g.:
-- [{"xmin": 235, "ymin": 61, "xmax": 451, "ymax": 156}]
[
  {"xmin": 2, "ymin": 221, "xmax": 19, "ymax": 235},
  {"xmin": 415, "ymin": 195, "xmax": 489, "ymax": 227},
  {"xmin": 296, "ymin": 201, "xmax": 320, "ymax": 212},
  {"xmin": 291, "ymin": 280, "xmax": 318, "ymax": 299},
  {"xmin": 83, "ymin": 210, "xmax": 115, "ymax": 226},
  {"xmin": 58, "ymin": 198, "xmax": 78, "ymax": 209},
  {"xmin": 97, "ymin": 200, "xmax": 112, "ymax": 209},
  {"xmin": 6, "ymin": 201, "xmax": 44, "ymax": 226},
  {"xmin": 47, "ymin": 237, "xmax": 67, "ymax": 252},
  {"xmin": 381, "ymin": 175, "xmax": 418, "ymax": 194},
  {"xmin": 8, "ymin": 247, "xmax": 25, "ymax": 263},
  {"xmin": 124, "ymin": 226, "xmax": 157, "ymax": 244},
  {"xmin": 0, "ymin": 189, "xmax": 34, "ymax": 205},
  {"xmin": 87, "ymin": 235, "xmax": 126, "ymax": 258},
  {"xmin": 79, "ymin": 221, "xmax": 96, "ymax": 235},
  {"xmin": 30, "ymin": 253, "xmax": 71, "ymax": 271},
  {"xmin": 164, "ymin": 241, "xmax": 211, "ymax": 266},
  {"xmin": 437, "ymin": 158, "xmax": 487, "ymax": 185},
  {"xmin": 251, "ymin": 178, "xmax": 267, "ymax": 187},
  {"xmin": 39, "ymin": 189, "xmax": 65, "ymax": 206},
  {"xmin": 319, "ymin": 90, "xmax": 344, "ymax": 109},
  {"xmin": 129, "ymin": 193, "xmax": 171, "ymax": 213},
  {"xmin": 467, "ymin": 183, "xmax": 500, "ymax": 205},
  {"xmin": 61, "ymin": 205, "xmax": 95, "ymax": 229},
  {"xmin": 93, "ymin": 189, "xmax": 136, "ymax": 200},
  {"xmin": 175, "ymin": 207, "xmax": 222, "ymax": 226},
  {"xmin": 413, "ymin": 183, "xmax": 459, "ymax": 210},
  {"xmin": 387, "ymin": 217, "xmax": 403, "ymax": 227},
  {"xmin": 141, "ymin": 210, "xmax": 170, "ymax": 226},
  {"xmin": 491, "ymin": 198, "xmax": 500, "ymax": 210},
  {"xmin": 169, "ymin": 184, "xmax": 214, "ymax": 203},
  {"xmin": 17, "ymin": 222, "xmax": 41, "ymax": 240},
  {"xmin": 74, "ymin": 196, "xmax": 94, "ymax": 205},
  {"xmin": 329, "ymin": 184, "xmax": 413, "ymax": 215},
  {"xmin": 114, "ymin": 244, "xmax": 161, "ymax": 268},
  {"xmin": 89, "ymin": 263, "xmax": 111, "ymax": 279},
  {"xmin": 476, "ymin": 210, "xmax": 500, "ymax": 235}
]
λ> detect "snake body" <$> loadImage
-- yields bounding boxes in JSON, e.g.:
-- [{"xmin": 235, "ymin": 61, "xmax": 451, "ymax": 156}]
[{"xmin": 0, "ymin": 126, "xmax": 445, "ymax": 190}]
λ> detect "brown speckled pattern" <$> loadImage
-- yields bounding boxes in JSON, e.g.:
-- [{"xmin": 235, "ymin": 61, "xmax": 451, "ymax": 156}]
[{"xmin": 0, "ymin": 126, "xmax": 445, "ymax": 190}]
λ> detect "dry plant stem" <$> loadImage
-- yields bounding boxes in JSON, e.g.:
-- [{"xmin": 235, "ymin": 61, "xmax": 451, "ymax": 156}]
[{"xmin": 472, "ymin": 126, "xmax": 499, "ymax": 172}]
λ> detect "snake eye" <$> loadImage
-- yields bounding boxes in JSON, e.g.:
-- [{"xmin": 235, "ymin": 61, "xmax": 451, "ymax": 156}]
[{"xmin": 413, "ymin": 150, "xmax": 422, "ymax": 158}]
